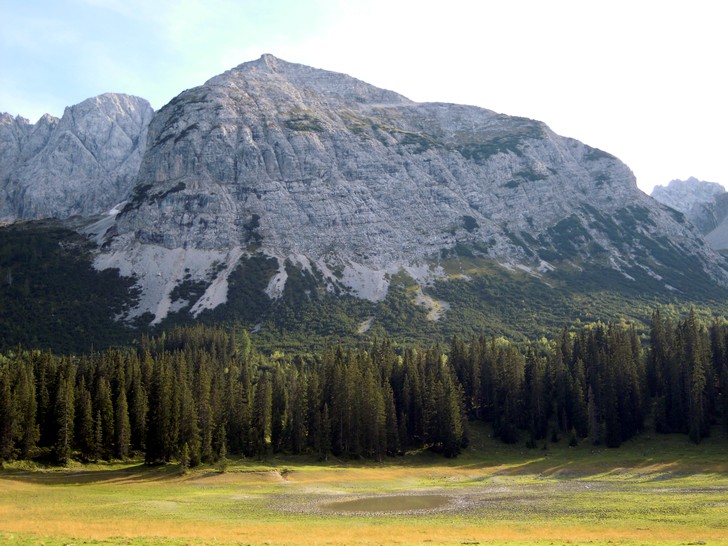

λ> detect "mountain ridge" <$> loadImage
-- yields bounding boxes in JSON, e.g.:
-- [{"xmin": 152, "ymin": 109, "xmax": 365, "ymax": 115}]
[
  {"xmin": 651, "ymin": 176, "xmax": 728, "ymax": 250},
  {"xmin": 0, "ymin": 93, "xmax": 153, "ymax": 221}
]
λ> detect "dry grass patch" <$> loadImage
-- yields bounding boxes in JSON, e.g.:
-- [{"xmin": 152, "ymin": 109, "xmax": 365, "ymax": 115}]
[{"xmin": 2, "ymin": 428, "xmax": 728, "ymax": 544}]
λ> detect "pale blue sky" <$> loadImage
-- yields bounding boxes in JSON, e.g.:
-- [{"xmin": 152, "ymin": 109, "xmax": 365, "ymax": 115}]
[{"xmin": 1, "ymin": 0, "xmax": 726, "ymax": 193}]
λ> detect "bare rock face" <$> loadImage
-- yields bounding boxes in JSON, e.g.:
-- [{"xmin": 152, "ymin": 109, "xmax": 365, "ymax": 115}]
[
  {"xmin": 0, "ymin": 94, "xmax": 154, "ymax": 221},
  {"xmin": 98, "ymin": 55, "xmax": 728, "ymax": 323},
  {"xmin": 651, "ymin": 177, "xmax": 728, "ymax": 249},
  {"xmin": 115, "ymin": 56, "xmax": 634, "ymax": 255}
]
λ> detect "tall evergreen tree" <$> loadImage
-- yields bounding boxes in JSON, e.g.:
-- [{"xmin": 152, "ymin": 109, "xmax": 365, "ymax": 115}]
[
  {"xmin": 251, "ymin": 375, "xmax": 272, "ymax": 459},
  {"xmin": 270, "ymin": 364, "xmax": 287, "ymax": 453},
  {"xmin": 115, "ymin": 385, "xmax": 131, "ymax": 460},
  {"xmin": 95, "ymin": 377, "xmax": 114, "ymax": 459},
  {"xmin": 14, "ymin": 360, "xmax": 39, "ymax": 459},
  {"xmin": 145, "ymin": 356, "xmax": 174, "ymax": 464},
  {"xmin": 54, "ymin": 370, "xmax": 75, "ymax": 465},
  {"xmin": 75, "ymin": 379, "xmax": 95, "ymax": 462},
  {"xmin": 0, "ymin": 365, "xmax": 15, "ymax": 460}
]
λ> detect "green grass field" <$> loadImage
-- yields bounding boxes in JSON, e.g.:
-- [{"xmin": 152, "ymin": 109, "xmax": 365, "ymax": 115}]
[{"xmin": 1, "ymin": 424, "xmax": 727, "ymax": 545}]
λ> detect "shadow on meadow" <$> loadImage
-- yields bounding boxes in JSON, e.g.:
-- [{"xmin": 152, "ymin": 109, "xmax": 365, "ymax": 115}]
[{"xmin": 0, "ymin": 462, "xmax": 181, "ymax": 486}]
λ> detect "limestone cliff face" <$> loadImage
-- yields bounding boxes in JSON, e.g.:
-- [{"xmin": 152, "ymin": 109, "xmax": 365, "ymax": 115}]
[
  {"xmin": 0, "ymin": 94, "xmax": 153, "ymax": 221},
  {"xmin": 115, "ymin": 55, "xmax": 639, "ymax": 257},
  {"xmin": 96, "ymin": 55, "xmax": 728, "ymax": 322}
]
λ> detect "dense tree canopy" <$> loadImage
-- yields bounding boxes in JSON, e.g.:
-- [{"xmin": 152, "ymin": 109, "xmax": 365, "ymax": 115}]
[{"xmin": 1, "ymin": 310, "xmax": 727, "ymax": 466}]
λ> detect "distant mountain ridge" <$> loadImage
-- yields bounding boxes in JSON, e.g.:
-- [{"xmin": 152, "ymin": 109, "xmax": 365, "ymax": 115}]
[
  {"xmin": 651, "ymin": 177, "xmax": 728, "ymax": 250},
  {"xmin": 0, "ymin": 94, "xmax": 153, "ymax": 221},
  {"xmin": 651, "ymin": 176, "xmax": 726, "ymax": 215}
]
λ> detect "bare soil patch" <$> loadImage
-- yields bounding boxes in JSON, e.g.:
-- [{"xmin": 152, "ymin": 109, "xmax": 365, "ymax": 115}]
[{"xmin": 322, "ymin": 493, "xmax": 450, "ymax": 513}]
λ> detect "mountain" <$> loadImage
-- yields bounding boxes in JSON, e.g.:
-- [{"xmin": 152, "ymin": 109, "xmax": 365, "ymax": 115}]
[
  {"xmin": 651, "ymin": 177, "xmax": 728, "ymax": 250},
  {"xmin": 92, "ymin": 54, "xmax": 728, "ymax": 326},
  {"xmin": 0, "ymin": 93, "xmax": 153, "ymax": 221},
  {"xmin": 651, "ymin": 176, "xmax": 725, "ymax": 216},
  {"xmin": 3, "ymin": 55, "xmax": 728, "ymax": 352}
]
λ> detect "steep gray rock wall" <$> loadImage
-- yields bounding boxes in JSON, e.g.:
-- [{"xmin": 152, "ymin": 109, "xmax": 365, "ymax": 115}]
[
  {"xmin": 114, "ymin": 56, "xmax": 636, "ymax": 257},
  {"xmin": 100, "ymin": 55, "xmax": 728, "ymax": 323},
  {"xmin": 0, "ymin": 94, "xmax": 154, "ymax": 221}
]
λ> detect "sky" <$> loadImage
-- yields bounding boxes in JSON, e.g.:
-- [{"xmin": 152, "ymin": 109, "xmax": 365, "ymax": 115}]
[{"xmin": 1, "ymin": 0, "xmax": 726, "ymax": 194}]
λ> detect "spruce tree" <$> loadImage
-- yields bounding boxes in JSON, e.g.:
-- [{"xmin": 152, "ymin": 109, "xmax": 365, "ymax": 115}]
[
  {"xmin": 15, "ymin": 361, "xmax": 39, "ymax": 459},
  {"xmin": 270, "ymin": 365, "xmax": 287, "ymax": 453},
  {"xmin": 180, "ymin": 442, "xmax": 191, "ymax": 474},
  {"xmin": 54, "ymin": 370, "xmax": 75, "ymax": 465},
  {"xmin": 0, "ymin": 366, "xmax": 15, "ymax": 460},
  {"xmin": 95, "ymin": 377, "xmax": 114, "ymax": 459},
  {"xmin": 251, "ymin": 375, "xmax": 272, "ymax": 459},
  {"xmin": 76, "ymin": 380, "xmax": 95, "ymax": 462},
  {"xmin": 115, "ymin": 385, "xmax": 131, "ymax": 460}
]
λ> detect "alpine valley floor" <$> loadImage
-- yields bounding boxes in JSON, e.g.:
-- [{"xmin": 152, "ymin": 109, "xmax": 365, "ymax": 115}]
[{"xmin": 1, "ymin": 423, "xmax": 727, "ymax": 546}]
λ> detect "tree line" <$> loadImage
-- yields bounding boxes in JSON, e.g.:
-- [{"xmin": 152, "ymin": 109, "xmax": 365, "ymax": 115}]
[{"xmin": 1, "ymin": 309, "xmax": 727, "ymax": 466}]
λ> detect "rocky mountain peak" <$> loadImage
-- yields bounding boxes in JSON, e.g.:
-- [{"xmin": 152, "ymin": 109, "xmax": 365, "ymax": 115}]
[
  {"xmin": 210, "ymin": 54, "xmax": 411, "ymax": 107},
  {"xmin": 92, "ymin": 56, "xmax": 728, "ymax": 325},
  {"xmin": 651, "ymin": 176, "xmax": 726, "ymax": 214},
  {"xmin": 0, "ymin": 93, "xmax": 154, "ymax": 221}
]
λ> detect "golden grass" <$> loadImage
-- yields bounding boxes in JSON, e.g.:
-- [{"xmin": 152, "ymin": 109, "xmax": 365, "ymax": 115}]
[
  {"xmin": 3, "ymin": 429, "xmax": 728, "ymax": 545},
  {"xmin": 2, "ymin": 514, "xmax": 727, "ymax": 545}
]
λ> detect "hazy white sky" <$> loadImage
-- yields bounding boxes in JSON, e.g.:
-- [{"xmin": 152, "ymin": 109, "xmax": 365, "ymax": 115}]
[{"xmin": 1, "ymin": 0, "xmax": 726, "ymax": 193}]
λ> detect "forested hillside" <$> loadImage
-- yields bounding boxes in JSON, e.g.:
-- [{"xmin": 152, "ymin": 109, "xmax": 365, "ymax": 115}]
[{"xmin": 2, "ymin": 309, "xmax": 727, "ymax": 466}]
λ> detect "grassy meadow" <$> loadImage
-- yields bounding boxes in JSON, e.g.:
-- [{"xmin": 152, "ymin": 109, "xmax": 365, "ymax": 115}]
[{"xmin": 1, "ymin": 424, "xmax": 727, "ymax": 545}]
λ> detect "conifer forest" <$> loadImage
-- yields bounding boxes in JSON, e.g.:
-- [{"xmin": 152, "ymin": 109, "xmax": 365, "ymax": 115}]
[{"xmin": 1, "ymin": 309, "xmax": 728, "ymax": 466}]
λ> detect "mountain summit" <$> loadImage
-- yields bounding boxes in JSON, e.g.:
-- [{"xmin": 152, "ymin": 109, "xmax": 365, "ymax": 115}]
[{"xmin": 84, "ymin": 55, "xmax": 728, "ymax": 324}]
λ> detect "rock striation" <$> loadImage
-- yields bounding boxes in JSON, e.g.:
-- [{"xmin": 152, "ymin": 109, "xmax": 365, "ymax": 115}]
[
  {"xmin": 96, "ymin": 55, "xmax": 728, "ymax": 323},
  {"xmin": 0, "ymin": 94, "xmax": 153, "ymax": 221}
]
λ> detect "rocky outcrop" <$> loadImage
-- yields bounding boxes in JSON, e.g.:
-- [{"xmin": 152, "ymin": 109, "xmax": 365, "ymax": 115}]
[
  {"xmin": 95, "ymin": 55, "xmax": 728, "ymax": 323},
  {"xmin": 0, "ymin": 94, "xmax": 154, "ymax": 221}
]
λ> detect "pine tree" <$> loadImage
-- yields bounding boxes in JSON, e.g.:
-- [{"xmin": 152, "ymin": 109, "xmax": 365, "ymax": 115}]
[
  {"xmin": 0, "ymin": 365, "xmax": 15, "ymax": 461},
  {"xmin": 75, "ymin": 379, "xmax": 95, "ymax": 462},
  {"xmin": 95, "ymin": 377, "xmax": 114, "ymax": 459},
  {"xmin": 145, "ymin": 356, "xmax": 174, "ymax": 464},
  {"xmin": 383, "ymin": 382, "xmax": 400, "ymax": 456},
  {"xmin": 93, "ymin": 410, "xmax": 103, "ymax": 462},
  {"xmin": 114, "ymin": 385, "xmax": 131, "ymax": 460},
  {"xmin": 36, "ymin": 352, "xmax": 55, "ymax": 449},
  {"xmin": 318, "ymin": 403, "xmax": 331, "ymax": 461},
  {"xmin": 217, "ymin": 424, "xmax": 229, "ymax": 472},
  {"xmin": 587, "ymin": 385, "xmax": 601, "ymax": 445},
  {"xmin": 270, "ymin": 365, "xmax": 287, "ymax": 453},
  {"xmin": 54, "ymin": 370, "xmax": 75, "ymax": 465},
  {"xmin": 288, "ymin": 370, "xmax": 308, "ymax": 454},
  {"xmin": 178, "ymin": 371, "xmax": 201, "ymax": 466},
  {"xmin": 440, "ymin": 373, "xmax": 465, "ymax": 458},
  {"xmin": 14, "ymin": 360, "xmax": 39, "ymax": 459},
  {"xmin": 128, "ymin": 355, "xmax": 148, "ymax": 451},
  {"xmin": 197, "ymin": 357, "xmax": 215, "ymax": 463},
  {"xmin": 251, "ymin": 375, "xmax": 272, "ymax": 459},
  {"xmin": 180, "ymin": 442, "xmax": 191, "ymax": 474},
  {"xmin": 525, "ymin": 348, "xmax": 548, "ymax": 441}
]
